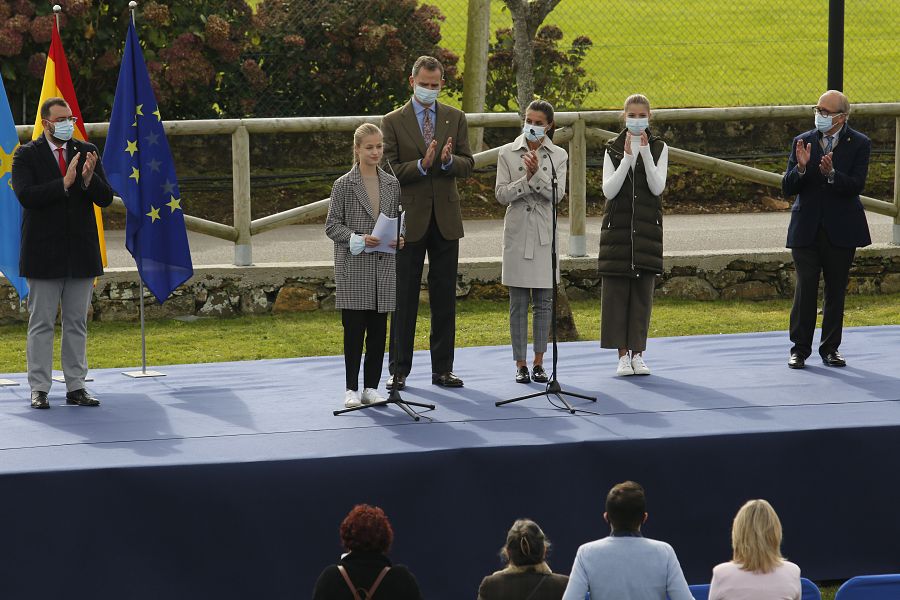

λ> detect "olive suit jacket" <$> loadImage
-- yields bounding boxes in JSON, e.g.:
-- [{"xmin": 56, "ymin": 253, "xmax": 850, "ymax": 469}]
[{"xmin": 381, "ymin": 99, "xmax": 474, "ymax": 243}]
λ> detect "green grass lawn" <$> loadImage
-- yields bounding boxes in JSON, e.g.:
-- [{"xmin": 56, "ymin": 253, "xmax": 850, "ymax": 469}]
[
  {"xmin": 431, "ymin": 0, "xmax": 899, "ymax": 108},
  {"xmin": 1, "ymin": 294, "xmax": 898, "ymax": 372}
]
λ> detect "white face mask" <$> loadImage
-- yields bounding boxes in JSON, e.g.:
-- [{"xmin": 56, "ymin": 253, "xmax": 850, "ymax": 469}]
[
  {"xmin": 49, "ymin": 119, "xmax": 75, "ymax": 141},
  {"xmin": 815, "ymin": 113, "xmax": 837, "ymax": 133},
  {"xmin": 523, "ymin": 124, "xmax": 545, "ymax": 142},
  {"xmin": 625, "ymin": 117, "xmax": 648, "ymax": 135},
  {"xmin": 414, "ymin": 85, "xmax": 439, "ymax": 106}
]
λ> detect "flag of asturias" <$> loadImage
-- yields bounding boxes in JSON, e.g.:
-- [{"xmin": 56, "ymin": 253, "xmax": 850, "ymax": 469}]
[
  {"xmin": 34, "ymin": 20, "xmax": 107, "ymax": 267},
  {"xmin": 103, "ymin": 21, "xmax": 192, "ymax": 303},
  {"xmin": 0, "ymin": 76, "xmax": 27, "ymax": 299}
]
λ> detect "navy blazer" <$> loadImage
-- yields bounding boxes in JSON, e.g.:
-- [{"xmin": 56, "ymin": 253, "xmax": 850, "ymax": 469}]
[
  {"xmin": 782, "ymin": 125, "xmax": 871, "ymax": 249},
  {"xmin": 11, "ymin": 135, "xmax": 113, "ymax": 279}
]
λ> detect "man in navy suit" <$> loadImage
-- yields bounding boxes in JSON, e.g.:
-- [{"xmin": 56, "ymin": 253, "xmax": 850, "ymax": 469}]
[{"xmin": 782, "ymin": 90, "xmax": 871, "ymax": 369}]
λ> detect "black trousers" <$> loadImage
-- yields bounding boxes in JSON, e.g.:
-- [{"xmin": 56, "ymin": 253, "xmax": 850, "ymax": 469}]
[
  {"xmin": 389, "ymin": 215, "xmax": 459, "ymax": 376},
  {"xmin": 789, "ymin": 226, "xmax": 855, "ymax": 359},
  {"xmin": 342, "ymin": 309, "xmax": 387, "ymax": 391}
]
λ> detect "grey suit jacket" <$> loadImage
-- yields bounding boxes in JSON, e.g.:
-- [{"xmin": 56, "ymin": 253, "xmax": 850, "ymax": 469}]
[
  {"xmin": 325, "ymin": 165, "xmax": 400, "ymax": 312},
  {"xmin": 381, "ymin": 99, "xmax": 474, "ymax": 243}
]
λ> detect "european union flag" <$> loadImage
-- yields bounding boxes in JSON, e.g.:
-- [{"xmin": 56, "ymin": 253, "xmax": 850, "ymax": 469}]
[
  {"xmin": 0, "ymin": 75, "xmax": 27, "ymax": 300},
  {"xmin": 103, "ymin": 21, "xmax": 192, "ymax": 303}
]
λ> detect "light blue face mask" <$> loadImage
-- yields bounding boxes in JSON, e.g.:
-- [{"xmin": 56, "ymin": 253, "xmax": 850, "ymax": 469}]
[
  {"xmin": 414, "ymin": 85, "xmax": 439, "ymax": 106},
  {"xmin": 50, "ymin": 119, "xmax": 75, "ymax": 141},
  {"xmin": 625, "ymin": 117, "xmax": 648, "ymax": 135},
  {"xmin": 815, "ymin": 113, "xmax": 837, "ymax": 133},
  {"xmin": 523, "ymin": 124, "xmax": 545, "ymax": 142}
]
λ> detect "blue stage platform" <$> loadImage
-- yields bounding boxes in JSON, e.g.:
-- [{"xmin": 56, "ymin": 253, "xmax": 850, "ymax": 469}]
[{"xmin": 1, "ymin": 326, "xmax": 899, "ymax": 599}]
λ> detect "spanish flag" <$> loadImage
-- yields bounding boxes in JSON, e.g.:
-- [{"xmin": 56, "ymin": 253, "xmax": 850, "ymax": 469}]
[{"xmin": 33, "ymin": 19, "xmax": 107, "ymax": 267}]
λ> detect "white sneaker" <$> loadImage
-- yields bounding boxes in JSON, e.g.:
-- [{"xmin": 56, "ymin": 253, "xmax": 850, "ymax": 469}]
[
  {"xmin": 631, "ymin": 354, "xmax": 651, "ymax": 375},
  {"xmin": 616, "ymin": 356, "xmax": 634, "ymax": 376},
  {"xmin": 344, "ymin": 389, "xmax": 361, "ymax": 408},
  {"xmin": 361, "ymin": 388, "xmax": 385, "ymax": 405}
]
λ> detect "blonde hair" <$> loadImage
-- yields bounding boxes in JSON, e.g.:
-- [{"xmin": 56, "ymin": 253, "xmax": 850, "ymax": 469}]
[
  {"xmin": 623, "ymin": 93, "xmax": 651, "ymax": 113},
  {"xmin": 352, "ymin": 123, "xmax": 383, "ymax": 164},
  {"xmin": 731, "ymin": 499, "xmax": 785, "ymax": 574}
]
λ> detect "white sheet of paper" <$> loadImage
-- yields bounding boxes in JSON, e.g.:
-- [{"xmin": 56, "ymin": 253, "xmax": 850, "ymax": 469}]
[{"xmin": 365, "ymin": 212, "xmax": 405, "ymax": 254}]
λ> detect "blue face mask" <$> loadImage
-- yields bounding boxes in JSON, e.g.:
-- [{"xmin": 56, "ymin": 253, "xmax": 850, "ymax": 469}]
[
  {"xmin": 625, "ymin": 117, "xmax": 648, "ymax": 135},
  {"xmin": 815, "ymin": 113, "xmax": 837, "ymax": 133},
  {"xmin": 523, "ymin": 124, "xmax": 545, "ymax": 142},
  {"xmin": 414, "ymin": 85, "xmax": 439, "ymax": 106},
  {"xmin": 50, "ymin": 119, "xmax": 75, "ymax": 141}
]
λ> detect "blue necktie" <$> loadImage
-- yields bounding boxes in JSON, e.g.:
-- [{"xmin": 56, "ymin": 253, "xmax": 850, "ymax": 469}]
[{"xmin": 824, "ymin": 135, "xmax": 834, "ymax": 154}]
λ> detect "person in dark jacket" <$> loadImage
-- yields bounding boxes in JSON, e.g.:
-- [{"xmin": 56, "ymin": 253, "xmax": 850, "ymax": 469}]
[
  {"xmin": 313, "ymin": 504, "xmax": 422, "ymax": 600},
  {"xmin": 598, "ymin": 94, "xmax": 669, "ymax": 377},
  {"xmin": 11, "ymin": 97, "xmax": 113, "ymax": 409},
  {"xmin": 782, "ymin": 90, "xmax": 871, "ymax": 370},
  {"xmin": 477, "ymin": 519, "xmax": 569, "ymax": 600}
]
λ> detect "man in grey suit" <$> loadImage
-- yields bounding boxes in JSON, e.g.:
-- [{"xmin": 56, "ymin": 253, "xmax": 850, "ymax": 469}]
[
  {"xmin": 382, "ymin": 56, "xmax": 474, "ymax": 390},
  {"xmin": 11, "ymin": 97, "xmax": 113, "ymax": 409}
]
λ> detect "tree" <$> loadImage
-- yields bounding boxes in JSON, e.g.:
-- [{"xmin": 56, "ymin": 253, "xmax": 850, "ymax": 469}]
[
  {"xmin": 485, "ymin": 24, "xmax": 596, "ymax": 113},
  {"xmin": 250, "ymin": 0, "xmax": 460, "ymax": 117},
  {"xmin": 502, "ymin": 0, "xmax": 562, "ymax": 115}
]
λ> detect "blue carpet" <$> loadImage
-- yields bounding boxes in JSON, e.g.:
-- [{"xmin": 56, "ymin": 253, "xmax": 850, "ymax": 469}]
[{"xmin": 1, "ymin": 326, "xmax": 899, "ymax": 599}]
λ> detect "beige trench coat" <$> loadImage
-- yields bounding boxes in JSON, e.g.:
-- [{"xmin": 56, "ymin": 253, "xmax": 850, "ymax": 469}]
[{"xmin": 495, "ymin": 134, "xmax": 568, "ymax": 288}]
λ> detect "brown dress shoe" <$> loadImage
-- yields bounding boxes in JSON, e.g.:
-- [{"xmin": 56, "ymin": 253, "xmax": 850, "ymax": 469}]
[{"xmin": 432, "ymin": 372, "xmax": 463, "ymax": 387}]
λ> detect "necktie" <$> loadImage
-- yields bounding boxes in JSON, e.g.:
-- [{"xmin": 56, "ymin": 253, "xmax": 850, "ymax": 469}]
[
  {"xmin": 56, "ymin": 147, "xmax": 67, "ymax": 177},
  {"xmin": 422, "ymin": 109, "xmax": 434, "ymax": 146},
  {"xmin": 824, "ymin": 135, "xmax": 834, "ymax": 154}
]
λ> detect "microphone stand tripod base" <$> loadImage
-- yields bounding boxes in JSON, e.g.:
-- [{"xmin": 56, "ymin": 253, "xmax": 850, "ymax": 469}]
[
  {"xmin": 122, "ymin": 370, "xmax": 166, "ymax": 378},
  {"xmin": 0, "ymin": 379, "xmax": 19, "ymax": 387},
  {"xmin": 333, "ymin": 387, "xmax": 436, "ymax": 421}
]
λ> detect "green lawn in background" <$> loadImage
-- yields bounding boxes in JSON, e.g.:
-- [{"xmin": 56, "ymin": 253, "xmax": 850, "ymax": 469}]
[
  {"xmin": 2, "ymin": 294, "xmax": 898, "ymax": 372},
  {"xmin": 432, "ymin": 0, "xmax": 899, "ymax": 108}
]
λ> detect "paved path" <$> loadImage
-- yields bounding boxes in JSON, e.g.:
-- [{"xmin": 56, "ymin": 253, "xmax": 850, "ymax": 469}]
[{"xmin": 103, "ymin": 212, "xmax": 897, "ymax": 268}]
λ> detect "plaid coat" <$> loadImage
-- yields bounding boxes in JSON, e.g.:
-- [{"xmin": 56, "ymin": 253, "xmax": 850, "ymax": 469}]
[{"xmin": 325, "ymin": 165, "xmax": 400, "ymax": 312}]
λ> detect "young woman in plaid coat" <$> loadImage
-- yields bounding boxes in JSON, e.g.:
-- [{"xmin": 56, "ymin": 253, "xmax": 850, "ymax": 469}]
[{"xmin": 325, "ymin": 124, "xmax": 404, "ymax": 408}]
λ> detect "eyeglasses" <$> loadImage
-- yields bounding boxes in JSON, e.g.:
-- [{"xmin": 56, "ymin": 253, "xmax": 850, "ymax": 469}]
[
  {"xmin": 813, "ymin": 107, "xmax": 843, "ymax": 118},
  {"xmin": 47, "ymin": 116, "xmax": 78, "ymax": 124}
]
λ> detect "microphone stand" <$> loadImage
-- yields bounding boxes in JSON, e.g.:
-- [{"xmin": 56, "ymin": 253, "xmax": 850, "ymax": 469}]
[
  {"xmin": 496, "ymin": 137, "xmax": 597, "ymax": 413},
  {"xmin": 334, "ymin": 164, "xmax": 435, "ymax": 421}
]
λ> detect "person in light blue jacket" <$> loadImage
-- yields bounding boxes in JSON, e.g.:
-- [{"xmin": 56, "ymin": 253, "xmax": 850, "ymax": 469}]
[{"xmin": 561, "ymin": 481, "xmax": 694, "ymax": 600}]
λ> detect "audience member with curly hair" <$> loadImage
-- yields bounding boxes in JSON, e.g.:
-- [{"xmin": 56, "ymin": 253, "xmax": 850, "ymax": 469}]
[
  {"xmin": 477, "ymin": 518, "xmax": 569, "ymax": 600},
  {"xmin": 709, "ymin": 499, "xmax": 801, "ymax": 600},
  {"xmin": 312, "ymin": 504, "xmax": 422, "ymax": 599}
]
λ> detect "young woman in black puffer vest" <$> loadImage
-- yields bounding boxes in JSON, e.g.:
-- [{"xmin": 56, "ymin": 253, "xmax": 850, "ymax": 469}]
[{"xmin": 598, "ymin": 94, "xmax": 669, "ymax": 376}]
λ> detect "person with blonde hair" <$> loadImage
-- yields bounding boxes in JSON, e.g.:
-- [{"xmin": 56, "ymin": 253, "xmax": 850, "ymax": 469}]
[
  {"xmin": 326, "ymin": 123, "xmax": 403, "ymax": 408},
  {"xmin": 709, "ymin": 499, "xmax": 801, "ymax": 600},
  {"xmin": 598, "ymin": 94, "xmax": 669, "ymax": 377},
  {"xmin": 477, "ymin": 518, "xmax": 569, "ymax": 599}
]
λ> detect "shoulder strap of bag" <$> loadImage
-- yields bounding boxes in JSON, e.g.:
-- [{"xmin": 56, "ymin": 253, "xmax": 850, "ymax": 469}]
[
  {"xmin": 337, "ymin": 565, "xmax": 392, "ymax": 600},
  {"xmin": 337, "ymin": 565, "xmax": 362, "ymax": 600},
  {"xmin": 523, "ymin": 573, "xmax": 549, "ymax": 600}
]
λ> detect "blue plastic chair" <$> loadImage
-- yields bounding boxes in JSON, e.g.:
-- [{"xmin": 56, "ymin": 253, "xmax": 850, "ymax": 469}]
[
  {"xmin": 834, "ymin": 574, "xmax": 900, "ymax": 599},
  {"xmin": 801, "ymin": 577, "xmax": 822, "ymax": 600},
  {"xmin": 688, "ymin": 583, "xmax": 710, "ymax": 600}
]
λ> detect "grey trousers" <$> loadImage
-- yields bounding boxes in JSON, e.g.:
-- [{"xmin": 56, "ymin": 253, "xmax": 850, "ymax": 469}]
[
  {"xmin": 600, "ymin": 274, "xmax": 656, "ymax": 352},
  {"xmin": 509, "ymin": 286, "xmax": 552, "ymax": 361},
  {"xmin": 26, "ymin": 277, "xmax": 94, "ymax": 393}
]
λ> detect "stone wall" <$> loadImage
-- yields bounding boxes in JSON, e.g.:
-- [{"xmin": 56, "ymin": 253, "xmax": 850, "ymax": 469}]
[{"xmin": 2, "ymin": 247, "xmax": 899, "ymax": 324}]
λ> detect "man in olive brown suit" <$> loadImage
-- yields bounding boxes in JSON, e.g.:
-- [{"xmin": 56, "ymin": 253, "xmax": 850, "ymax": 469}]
[{"xmin": 382, "ymin": 56, "xmax": 474, "ymax": 390}]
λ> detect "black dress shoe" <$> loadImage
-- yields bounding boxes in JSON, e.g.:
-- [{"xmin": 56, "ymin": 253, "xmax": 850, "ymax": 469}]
[
  {"xmin": 66, "ymin": 388, "xmax": 100, "ymax": 406},
  {"xmin": 432, "ymin": 372, "xmax": 464, "ymax": 387},
  {"xmin": 788, "ymin": 354, "xmax": 806, "ymax": 369},
  {"xmin": 387, "ymin": 373, "xmax": 406, "ymax": 391},
  {"xmin": 515, "ymin": 366, "xmax": 531, "ymax": 384},
  {"xmin": 821, "ymin": 351, "xmax": 846, "ymax": 367},
  {"xmin": 531, "ymin": 365, "xmax": 549, "ymax": 383},
  {"xmin": 30, "ymin": 391, "xmax": 50, "ymax": 409}
]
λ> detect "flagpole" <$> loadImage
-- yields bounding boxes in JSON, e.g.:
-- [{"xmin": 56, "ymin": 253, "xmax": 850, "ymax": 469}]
[
  {"xmin": 122, "ymin": 0, "xmax": 164, "ymax": 379},
  {"xmin": 53, "ymin": 4, "xmax": 60, "ymax": 28}
]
